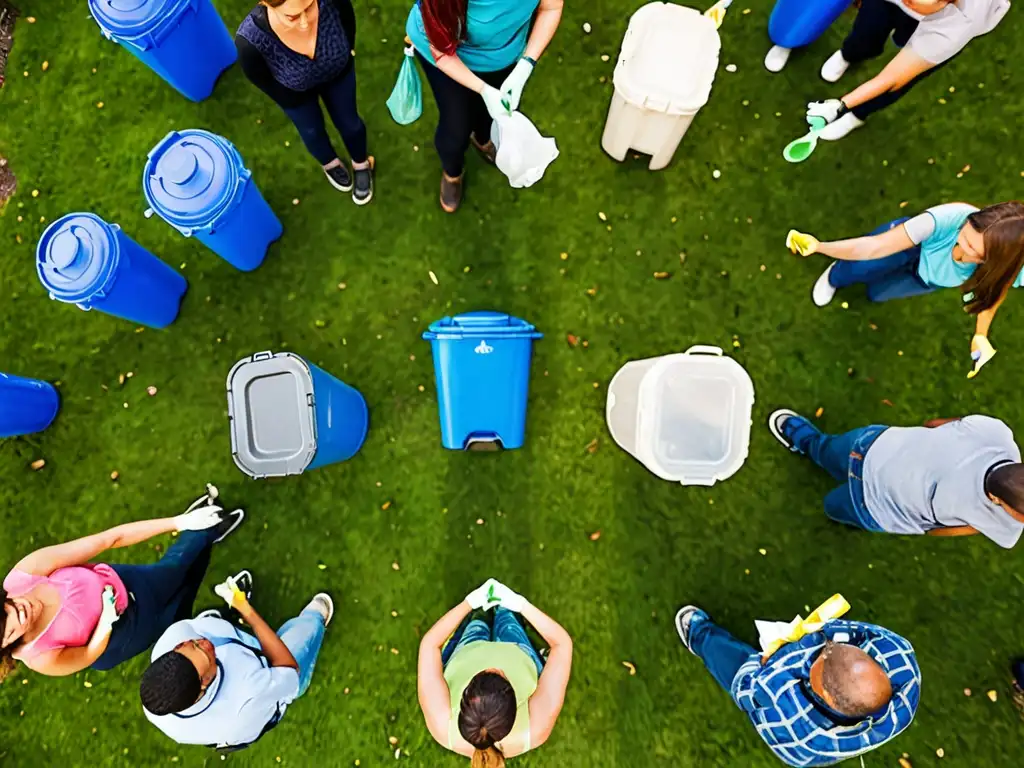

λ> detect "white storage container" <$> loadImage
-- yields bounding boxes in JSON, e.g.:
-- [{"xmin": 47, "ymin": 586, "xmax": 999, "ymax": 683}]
[
  {"xmin": 606, "ymin": 346, "xmax": 754, "ymax": 486},
  {"xmin": 601, "ymin": 3, "xmax": 721, "ymax": 170}
]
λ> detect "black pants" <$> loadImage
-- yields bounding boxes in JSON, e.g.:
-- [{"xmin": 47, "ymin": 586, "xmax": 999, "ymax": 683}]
[
  {"xmin": 841, "ymin": 0, "xmax": 952, "ymax": 120},
  {"xmin": 418, "ymin": 52, "xmax": 516, "ymax": 177},
  {"xmin": 282, "ymin": 65, "xmax": 368, "ymax": 166}
]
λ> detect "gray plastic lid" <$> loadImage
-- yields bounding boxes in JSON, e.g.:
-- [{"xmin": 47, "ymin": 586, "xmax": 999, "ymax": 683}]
[{"xmin": 226, "ymin": 351, "xmax": 317, "ymax": 478}]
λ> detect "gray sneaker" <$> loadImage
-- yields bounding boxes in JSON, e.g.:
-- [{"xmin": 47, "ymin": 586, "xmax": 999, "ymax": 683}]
[
  {"xmin": 305, "ymin": 592, "xmax": 335, "ymax": 626},
  {"xmin": 352, "ymin": 156, "xmax": 375, "ymax": 206}
]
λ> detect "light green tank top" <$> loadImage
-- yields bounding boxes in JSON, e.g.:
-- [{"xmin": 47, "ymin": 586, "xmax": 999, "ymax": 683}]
[{"xmin": 444, "ymin": 641, "xmax": 539, "ymax": 753}]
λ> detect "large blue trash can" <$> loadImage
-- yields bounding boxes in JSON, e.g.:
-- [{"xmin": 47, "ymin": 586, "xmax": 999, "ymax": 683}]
[
  {"xmin": 0, "ymin": 373, "xmax": 60, "ymax": 438},
  {"xmin": 423, "ymin": 312, "xmax": 542, "ymax": 450},
  {"xmin": 37, "ymin": 212, "xmax": 187, "ymax": 329},
  {"xmin": 144, "ymin": 130, "xmax": 283, "ymax": 272},
  {"xmin": 89, "ymin": 0, "xmax": 237, "ymax": 102},
  {"xmin": 226, "ymin": 351, "xmax": 369, "ymax": 479},
  {"xmin": 769, "ymin": 0, "xmax": 852, "ymax": 48}
]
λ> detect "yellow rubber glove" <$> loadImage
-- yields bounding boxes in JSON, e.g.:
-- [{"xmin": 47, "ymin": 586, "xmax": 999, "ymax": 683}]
[
  {"xmin": 214, "ymin": 574, "xmax": 248, "ymax": 610},
  {"xmin": 968, "ymin": 334, "xmax": 997, "ymax": 379},
  {"xmin": 704, "ymin": 0, "xmax": 733, "ymax": 29},
  {"xmin": 786, "ymin": 229, "xmax": 820, "ymax": 257},
  {"xmin": 761, "ymin": 594, "xmax": 851, "ymax": 660}
]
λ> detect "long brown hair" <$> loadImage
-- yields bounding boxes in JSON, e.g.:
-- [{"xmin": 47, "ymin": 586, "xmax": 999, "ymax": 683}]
[
  {"xmin": 0, "ymin": 590, "xmax": 19, "ymax": 683},
  {"xmin": 459, "ymin": 671, "xmax": 515, "ymax": 767},
  {"xmin": 961, "ymin": 201, "xmax": 1024, "ymax": 313},
  {"xmin": 420, "ymin": 0, "xmax": 467, "ymax": 57}
]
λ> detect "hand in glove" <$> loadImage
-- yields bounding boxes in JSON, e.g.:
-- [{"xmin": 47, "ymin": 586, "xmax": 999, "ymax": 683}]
[
  {"xmin": 968, "ymin": 334, "xmax": 997, "ymax": 379},
  {"xmin": 96, "ymin": 586, "xmax": 120, "ymax": 634},
  {"xmin": 481, "ymin": 85, "xmax": 511, "ymax": 120},
  {"xmin": 465, "ymin": 578, "xmax": 501, "ymax": 609},
  {"xmin": 499, "ymin": 58, "xmax": 534, "ymax": 113},
  {"xmin": 806, "ymin": 99, "xmax": 847, "ymax": 125},
  {"xmin": 174, "ymin": 504, "xmax": 223, "ymax": 532},
  {"xmin": 786, "ymin": 229, "xmax": 820, "ymax": 257},
  {"xmin": 214, "ymin": 573, "xmax": 249, "ymax": 611},
  {"xmin": 485, "ymin": 580, "xmax": 527, "ymax": 612}
]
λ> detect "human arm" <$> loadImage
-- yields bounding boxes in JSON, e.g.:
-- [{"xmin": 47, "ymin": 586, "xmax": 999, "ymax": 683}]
[
  {"xmin": 22, "ymin": 588, "xmax": 119, "ymax": 676},
  {"xmin": 334, "ymin": 0, "xmax": 356, "ymax": 50},
  {"xmin": 524, "ymin": 0, "xmax": 564, "ymax": 61},
  {"xmin": 233, "ymin": 599, "xmax": 299, "ymax": 670},
  {"xmin": 235, "ymin": 35, "xmax": 312, "ymax": 108},
  {"xmin": 518, "ymin": 602, "xmax": 572, "ymax": 753},
  {"xmin": 789, "ymin": 223, "xmax": 915, "ymax": 262},
  {"xmin": 839, "ymin": 48, "xmax": 934, "ymax": 112},
  {"xmin": 926, "ymin": 525, "xmax": 980, "ymax": 537},
  {"xmin": 417, "ymin": 599, "xmax": 473, "ymax": 748}
]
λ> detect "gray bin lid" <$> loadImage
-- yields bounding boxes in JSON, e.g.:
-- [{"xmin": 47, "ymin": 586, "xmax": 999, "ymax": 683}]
[{"xmin": 226, "ymin": 351, "xmax": 317, "ymax": 478}]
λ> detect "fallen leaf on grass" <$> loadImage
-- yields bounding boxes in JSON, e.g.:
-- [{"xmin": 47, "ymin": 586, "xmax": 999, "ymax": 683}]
[
  {"xmin": 589, "ymin": 530, "xmax": 601, "ymax": 541},
  {"xmin": 146, "ymin": 386, "xmax": 157, "ymax": 396},
  {"xmin": 391, "ymin": 561, "xmax": 400, "ymax": 571},
  {"xmin": 30, "ymin": 459, "xmax": 46, "ymax": 471},
  {"xmin": 585, "ymin": 438, "xmax": 599, "ymax": 454},
  {"xmin": 814, "ymin": 407, "xmax": 824, "ymax": 418},
  {"xmin": 428, "ymin": 270, "xmax": 439, "ymax": 285},
  {"xmin": 964, "ymin": 688, "xmax": 972, "ymax": 696},
  {"xmin": 621, "ymin": 661, "xmax": 636, "ymax": 676},
  {"xmin": 566, "ymin": 334, "xmax": 579, "ymax": 347},
  {"xmin": 381, "ymin": 500, "xmax": 392, "ymax": 511},
  {"xmin": 110, "ymin": 471, "xmax": 119, "ymax": 481},
  {"xmin": 987, "ymin": 690, "xmax": 998, "ymax": 702},
  {"xmin": 882, "ymin": 399, "xmax": 894, "ymax": 407},
  {"xmin": 898, "ymin": 758, "xmax": 912, "ymax": 768},
  {"xmin": 653, "ymin": 272, "xmax": 671, "ymax": 279}
]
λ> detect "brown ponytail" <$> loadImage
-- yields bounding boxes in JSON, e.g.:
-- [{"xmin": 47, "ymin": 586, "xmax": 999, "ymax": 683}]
[
  {"xmin": 1, "ymin": 590, "xmax": 19, "ymax": 683},
  {"xmin": 459, "ymin": 672, "xmax": 516, "ymax": 765},
  {"xmin": 961, "ymin": 201, "xmax": 1024, "ymax": 314},
  {"xmin": 471, "ymin": 746, "xmax": 506, "ymax": 768}
]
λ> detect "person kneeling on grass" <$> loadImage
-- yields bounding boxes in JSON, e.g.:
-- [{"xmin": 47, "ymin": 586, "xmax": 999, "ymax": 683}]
[
  {"xmin": 418, "ymin": 579, "xmax": 572, "ymax": 767},
  {"xmin": 769, "ymin": 409, "xmax": 1024, "ymax": 548},
  {"xmin": 675, "ymin": 605, "xmax": 921, "ymax": 767},
  {"xmin": 140, "ymin": 571, "xmax": 333, "ymax": 751}
]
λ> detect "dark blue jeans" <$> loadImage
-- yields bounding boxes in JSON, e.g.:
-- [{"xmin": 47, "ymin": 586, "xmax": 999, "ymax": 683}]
[
  {"xmin": 282, "ymin": 65, "xmax": 368, "ymax": 166},
  {"xmin": 689, "ymin": 612, "xmax": 757, "ymax": 699},
  {"xmin": 92, "ymin": 529, "xmax": 216, "ymax": 670},
  {"xmin": 442, "ymin": 608, "xmax": 545, "ymax": 675},
  {"xmin": 829, "ymin": 218, "xmax": 936, "ymax": 302}
]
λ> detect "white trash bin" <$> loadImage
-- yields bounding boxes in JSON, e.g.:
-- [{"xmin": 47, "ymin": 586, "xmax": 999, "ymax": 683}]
[
  {"xmin": 601, "ymin": 2, "xmax": 721, "ymax": 170},
  {"xmin": 606, "ymin": 345, "xmax": 754, "ymax": 486}
]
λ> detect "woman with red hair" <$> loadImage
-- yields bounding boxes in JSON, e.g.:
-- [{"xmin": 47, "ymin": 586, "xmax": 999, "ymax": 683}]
[{"xmin": 406, "ymin": 0, "xmax": 564, "ymax": 212}]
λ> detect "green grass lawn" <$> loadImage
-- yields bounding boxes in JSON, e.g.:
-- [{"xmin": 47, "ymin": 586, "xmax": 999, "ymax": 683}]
[{"xmin": 2, "ymin": 0, "xmax": 1024, "ymax": 765}]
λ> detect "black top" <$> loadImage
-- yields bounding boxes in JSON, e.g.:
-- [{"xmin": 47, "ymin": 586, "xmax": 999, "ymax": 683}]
[{"xmin": 235, "ymin": 0, "xmax": 357, "ymax": 108}]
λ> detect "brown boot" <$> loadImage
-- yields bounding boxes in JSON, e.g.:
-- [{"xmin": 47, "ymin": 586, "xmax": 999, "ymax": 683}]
[
  {"xmin": 440, "ymin": 171, "xmax": 464, "ymax": 213},
  {"xmin": 470, "ymin": 133, "xmax": 497, "ymax": 165}
]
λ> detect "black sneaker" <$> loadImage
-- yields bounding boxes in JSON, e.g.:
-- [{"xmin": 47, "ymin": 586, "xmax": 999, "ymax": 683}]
[
  {"xmin": 231, "ymin": 570, "xmax": 254, "ymax": 602},
  {"xmin": 352, "ymin": 156, "xmax": 374, "ymax": 206},
  {"xmin": 212, "ymin": 508, "xmax": 245, "ymax": 543},
  {"xmin": 324, "ymin": 162, "xmax": 353, "ymax": 192}
]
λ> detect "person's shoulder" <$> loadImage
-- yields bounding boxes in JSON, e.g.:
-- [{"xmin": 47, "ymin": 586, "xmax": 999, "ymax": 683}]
[
  {"xmin": 960, "ymin": 414, "xmax": 1014, "ymax": 439},
  {"xmin": 926, "ymin": 202, "xmax": 979, "ymax": 221}
]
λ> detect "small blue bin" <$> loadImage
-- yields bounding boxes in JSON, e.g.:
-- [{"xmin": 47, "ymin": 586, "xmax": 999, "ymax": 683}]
[
  {"xmin": 143, "ymin": 130, "xmax": 283, "ymax": 272},
  {"xmin": 769, "ymin": 0, "xmax": 852, "ymax": 48},
  {"xmin": 37, "ymin": 212, "xmax": 187, "ymax": 328},
  {"xmin": 0, "ymin": 373, "xmax": 60, "ymax": 438},
  {"xmin": 89, "ymin": 0, "xmax": 237, "ymax": 102},
  {"xmin": 423, "ymin": 312, "xmax": 542, "ymax": 450},
  {"xmin": 226, "ymin": 351, "xmax": 369, "ymax": 478}
]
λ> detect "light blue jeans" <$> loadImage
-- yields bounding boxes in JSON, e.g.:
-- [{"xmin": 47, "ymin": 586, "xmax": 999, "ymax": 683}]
[
  {"xmin": 278, "ymin": 609, "xmax": 327, "ymax": 697},
  {"xmin": 442, "ymin": 607, "xmax": 545, "ymax": 675}
]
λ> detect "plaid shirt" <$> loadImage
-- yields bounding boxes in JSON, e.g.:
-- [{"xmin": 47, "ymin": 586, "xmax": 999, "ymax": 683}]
[{"xmin": 730, "ymin": 620, "xmax": 921, "ymax": 767}]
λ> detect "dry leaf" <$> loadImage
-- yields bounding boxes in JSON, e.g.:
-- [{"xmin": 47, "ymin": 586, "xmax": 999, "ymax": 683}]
[
  {"xmin": 964, "ymin": 688, "xmax": 972, "ymax": 697},
  {"xmin": 598, "ymin": 211, "xmax": 607, "ymax": 221},
  {"xmin": 621, "ymin": 661, "xmax": 636, "ymax": 676},
  {"xmin": 390, "ymin": 648, "xmax": 399, "ymax": 655},
  {"xmin": 585, "ymin": 438, "xmax": 599, "ymax": 454},
  {"xmin": 589, "ymin": 530, "xmax": 601, "ymax": 541},
  {"xmin": 814, "ymin": 407, "xmax": 824, "ymax": 418},
  {"xmin": 987, "ymin": 689, "xmax": 998, "ymax": 702},
  {"xmin": 653, "ymin": 272, "xmax": 670, "ymax": 279},
  {"xmin": 30, "ymin": 459, "xmax": 46, "ymax": 471},
  {"xmin": 381, "ymin": 500, "xmax": 392, "ymax": 511},
  {"xmin": 388, "ymin": 737, "xmax": 398, "ymax": 746},
  {"xmin": 118, "ymin": 373, "xmax": 126, "ymax": 385},
  {"xmin": 146, "ymin": 386, "xmax": 157, "ymax": 396},
  {"xmin": 41, "ymin": 61, "xmax": 48, "ymax": 72},
  {"xmin": 391, "ymin": 561, "xmax": 400, "ymax": 571},
  {"xmin": 898, "ymin": 758, "xmax": 912, "ymax": 768},
  {"xmin": 936, "ymin": 748, "xmax": 945, "ymax": 758},
  {"xmin": 428, "ymin": 270, "xmax": 439, "ymax": 285},
  {"xmin": 882, "ymin": 399, "xmax": 894, "ymax": 407},
  {"xmin": 110, "ymin": 471, "xmax": 119, "ymax": 481},
  {"xmin": 566, "ymin": 333, "xmax": 579, "ymax": 347}
]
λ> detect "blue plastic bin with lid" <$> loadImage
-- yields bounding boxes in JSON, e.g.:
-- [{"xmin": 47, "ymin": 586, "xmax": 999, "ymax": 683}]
[
  {"xmin": 769, "ymin": 0, "xmax": 852, "ymax": 48},
  {"xmin": 226, "ymin": 351, "xmax": 369, "ymax": 479},
  {"xmin": 0, "ymin": 373, "xmax": 60, "ymax": 438},
  {"xmin": 36, "ymin": 212, "xmax": 187, "ymax": 328},
  {"xmin": 89, "ymin": 0, "xmax": 236, "ymax": 102},
  {"xmin": 144, "ymin": 130, "xmax": 282, "ymax": 271},
  {"xmin": 423, "ymin": 312, "xmax": 543, "ymax": 450}
]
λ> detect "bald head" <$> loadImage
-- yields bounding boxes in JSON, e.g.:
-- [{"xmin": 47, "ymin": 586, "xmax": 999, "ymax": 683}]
[{"xmin": 817, "ymin": 643, "xmax": 893, "ymax": 718}]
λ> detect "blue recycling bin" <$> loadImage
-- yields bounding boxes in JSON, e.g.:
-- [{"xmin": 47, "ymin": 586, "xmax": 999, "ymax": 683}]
[
  {"xmin": 36, "ymin": 213, "xmax": 187, "ymax": 329},
  {"xmin": 769, "ymin": 0, "xmax": 852, "ymax": 48},
  {"xmin": 423, "ymin": 312, "xmax": 543, "ymax": 450},
  {"xmin": 89, "ymin": 0, "xmax": 237, "ymax": 102},
  {"xmin": 226, "ymin": 351, "xmax": 368, "ymax": 478},
  {"xmin": 143, "ymin": 130, "xmax": 283, "ymax": 272},
  {"xmin": 0, "ymin": 373, "xmax": 60, "ymax": 438}
]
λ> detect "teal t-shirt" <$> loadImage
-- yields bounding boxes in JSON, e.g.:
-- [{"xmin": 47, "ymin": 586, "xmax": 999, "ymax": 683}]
[{"xmin": 406, "ymin": 0, "xmax": 539, "ymax": 73}]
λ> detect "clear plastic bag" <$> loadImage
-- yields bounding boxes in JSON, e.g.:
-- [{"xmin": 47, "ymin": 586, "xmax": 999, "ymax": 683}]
[
  {"xmin": 386, "ymin": 45, "xmax": 423, "ymax": 126},
  {"xmin": 490, "ymin": 111, "xmax": 559, "ymax": 189}
]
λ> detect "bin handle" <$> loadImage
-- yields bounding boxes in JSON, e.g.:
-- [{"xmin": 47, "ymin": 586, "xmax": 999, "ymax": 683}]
[
  {"xmin": 252, "ymin": 351, "xmax": 273, "ymax": 362},
  {"xmin": 684, "ymin": 345, "xmax": 723, "ymax": 357}
]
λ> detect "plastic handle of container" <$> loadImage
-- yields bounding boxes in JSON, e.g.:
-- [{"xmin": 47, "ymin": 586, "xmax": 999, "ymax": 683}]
[
  {"xmin": 684, "ymin": 345, "xmax": 723, "ymax": 356},
  {"xmin": 451, "ymin": 313, "xmax": 512, "ymax": 327},
  {"xmin": 252, "ymin": 351, "xmax": 273, "ymax": 362}
]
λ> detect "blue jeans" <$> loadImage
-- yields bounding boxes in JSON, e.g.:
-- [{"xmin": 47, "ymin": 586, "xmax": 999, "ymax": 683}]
[
  {"xmin": 442, "ymin": 608, "xmax": 545, "ymax": 675},
  {"xmin": 282, "ymin": 65, "xmax": 368, "ymax": 166},
  {"xmin": 278, "ymin": 609, "xmax": 327, "ymax": 697},
  {"xmin": 689, "ymin": 612, "xmax": 757, "ymax": 699},
  {"xmin": 783, "ymin": 417, "xmax": 888, "ymax": 532},
  {"xmin": 829, "ymin": 218, "xmax": 936, "ymax": 302}
]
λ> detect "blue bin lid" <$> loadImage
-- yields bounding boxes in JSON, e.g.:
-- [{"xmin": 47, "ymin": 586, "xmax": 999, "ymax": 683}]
[
  {"xmin": 88, "ymin": 0, "xmax": 186, "ymax": 39},
  {"xmin": 143, "ymin": 130, "xmax": 244, "ymax": 233},
  {"xmin": 36, "ymin": 213, "xmax": 120, "ymax": 305},
  {"xmin": 422, "ymin": 311, "xmax": 543, "ymax": 340}
]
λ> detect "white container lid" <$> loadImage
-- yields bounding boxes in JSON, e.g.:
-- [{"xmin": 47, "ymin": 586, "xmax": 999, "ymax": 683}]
[{"xmin": 613, "ymin": 2, "xmax": 721, "ymax": 116}]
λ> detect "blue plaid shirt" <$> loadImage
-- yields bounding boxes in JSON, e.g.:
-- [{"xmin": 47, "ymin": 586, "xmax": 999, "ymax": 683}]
[{"xmin": 730, "ymin": 620, "xmax": 921, "ymax": 767}]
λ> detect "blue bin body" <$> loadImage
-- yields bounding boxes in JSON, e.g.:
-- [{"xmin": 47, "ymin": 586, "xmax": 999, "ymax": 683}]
[
  {"xmin": 89, "ymin": 0, "xmax": 236, "ymax": 102},
  {"xmin": 144, "ymin": 130, "xmax": 283, "ymax": 271},
  {"xmin": 423, "ymin": 312, "xmax": 542, "ymax": 450},
  {"xmin": 769, "ymin": 0, "xmax": 852, "ymax": 48},
  {"xmin": 37, "ymin": 213, "xmax": 187, "ymax": 328},
  {"xmin": 0, "ymin": 373, "xmax": 60, "ymax": 438},
  {"xmin": 306, "ymin": 362, "xmax": 370, "ymax": 469}
]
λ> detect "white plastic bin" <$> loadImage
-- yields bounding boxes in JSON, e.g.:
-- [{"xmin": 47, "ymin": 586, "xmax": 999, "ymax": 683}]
[
  {"xmin": 601, "ymin": 3, "xmax": 721, "ymax": 170},
  {"xmin": 606, "ymin": 346, "xmax": 754, "ymax": 486}
]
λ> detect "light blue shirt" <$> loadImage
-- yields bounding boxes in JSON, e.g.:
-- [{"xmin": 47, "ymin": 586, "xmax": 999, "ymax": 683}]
[
  {"xmin": 406, "ymin": 0, "xmax": 539, "ymax": 72},
  {"xmin": 143, "ymin": 617, "xmax": 300, "ymax": 748}
]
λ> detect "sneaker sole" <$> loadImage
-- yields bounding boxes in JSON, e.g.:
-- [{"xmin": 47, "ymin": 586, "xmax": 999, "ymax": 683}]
[
  {"xmin": 812, "ymin": 263, "xmax": 837, "ymax": 307},
  {"xmin": 675, "ymin": 606, "xmax": 700, "ymax": 655},
  {"xmin": 768, "ymin": 409, "xmax": 801, "ymax": 450},
  {"xmin": 213, "ymin": 510, "xmax": 245, "ymax": 543},
  {"xmin": 324, "ymin": 168, "xmax": 353, "ymax": 193}
]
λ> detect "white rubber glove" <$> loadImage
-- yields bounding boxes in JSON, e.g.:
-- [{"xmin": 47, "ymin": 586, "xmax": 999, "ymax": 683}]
[
  {"xmin": 174, "ymin": 505, "xmax": 223, "ymax": 532},
  {"xmin": 481, "ymin": 85, "xmax": 511, "ymax": 120},
  {"xmin": 96, "ymin": 586, "xmax": 120, "ymax": 634},
  {"xmin": 486, "ymin": 580, "xmax": 527, "ymax": 612},
  {"xmin": 968, "ymin": 334, "xmax": 997, "ymax": 379},
  {"xmin": 214, "ymin": 574, "xmax": 248, "ymax": 610},
  {"xmin": 806, "ymin": 99, "xmax": 846, "ymax": 125},
  {"xmin": 500, "ymin": 58, "xmax": 534, "ymax": 113},
  {"xmin": 465, "ymin": 578, "xmax": 500, "ymax": 609}
]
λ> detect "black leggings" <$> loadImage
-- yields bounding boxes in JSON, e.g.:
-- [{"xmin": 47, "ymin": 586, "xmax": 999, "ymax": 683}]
[
  {"xmin": 418, "ymin": 52, "xmax": 516, "ymax": 177},
  {"xmin": 841, "ymin": 0, "xmax": 953, "ymax": 120},
  {"xmin": 281, "ymin": 65, "xmax": 368, "ymax": 166}
]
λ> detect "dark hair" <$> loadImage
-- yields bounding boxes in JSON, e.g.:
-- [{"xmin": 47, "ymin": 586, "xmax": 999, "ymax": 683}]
[
  {"xmin": 458, "ymin": 671, "xmax": 516, "ymax": 763},
  {"xmin": 961, "ymin": 202, "xmax": 1024, "ymax": 314},
  {"xmin": 821, "ymin": 642, "xmax": 893, "ymax": 718},
  {"xmin": 140, "ymin": 651, "xmax": 203, "ymax": 715},
  {"xmin": 985, "ymin": 463, "xmax": 1024, "ymax": 513},
  {"xmin": 0, "ymin": 590, "xmax": 18, "ymax": 683},
  {"xmin": 420, "ymin": 0, "xmax": 468, "ymax": 58}
]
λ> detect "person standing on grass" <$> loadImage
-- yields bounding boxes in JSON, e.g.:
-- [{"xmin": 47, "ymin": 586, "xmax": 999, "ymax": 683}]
[
  {"xmin": 788, "ymin": 201, "xmax": 1024, "ymax": 370},
  {"xmin": 768, "ymin": 409, "xmax": 1024, "ymax": 547},
  {"xmin": 0, "ymin": 485, "xmax": 244, "ymax": 681},
  {"xmin": 675, "ymin": 605, "xmax": 921, "ymax": 767},
  {"xmin": 803, "ymin": 0, "xmax": 1010, "ymax": 141},
  {"xmin": 418, "ymin": 579, "xmax": 572, "ymax": 767},
  {"xmin": 405, "ymin": 0, "xmax": 565, "ymax": 213},
  {"xmin": 140, "ymin": 570, "xmax": 333, "ymax": 751},
  {"xmin": 236, "ymin": 0, "xmax": 375, "ymax": 205}
]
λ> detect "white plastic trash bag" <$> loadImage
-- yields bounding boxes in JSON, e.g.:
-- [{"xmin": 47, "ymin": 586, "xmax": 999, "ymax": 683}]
[{"xmin": 490, "ymin": 112, "xmax": 558, "ymax": 189}]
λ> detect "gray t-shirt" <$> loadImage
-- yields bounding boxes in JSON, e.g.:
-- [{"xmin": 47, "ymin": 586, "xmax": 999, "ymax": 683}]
[
  {"xmin": 862, "ymin": 415, "xmax": 1023, "ymax": 548},
  {"xmin": 884, "ymin": 0, "xmax": 1010, "ymax": 64}
]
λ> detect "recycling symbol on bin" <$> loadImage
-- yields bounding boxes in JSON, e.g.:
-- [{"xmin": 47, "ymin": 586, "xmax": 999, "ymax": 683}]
[{"xmin": 474, "ymin": 340, "xmax": 494, "ymax": 355}]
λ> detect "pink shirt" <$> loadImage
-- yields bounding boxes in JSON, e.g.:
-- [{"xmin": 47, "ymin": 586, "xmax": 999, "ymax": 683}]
[{"xmin": 3, "ymin": 565, "xmax": 128, "ymax": 660}]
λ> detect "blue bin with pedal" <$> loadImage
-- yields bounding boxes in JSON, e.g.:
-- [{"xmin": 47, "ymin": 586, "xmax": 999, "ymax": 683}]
[
  {"xmin": 0, "ymin": 373, "xmax": 60, "ymax": 438},
  {"xmin": 423, "ymin": 312, "xmax": 543, "ymax": 450}
]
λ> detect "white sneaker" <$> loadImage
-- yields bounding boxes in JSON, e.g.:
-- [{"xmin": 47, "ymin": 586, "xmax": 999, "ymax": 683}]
[
  {"xmin": 195, "ymin": 609, "xmax": 222, "ymax": 621},
  {"xmin": 764, "ymin": 45, "xmax": 792, "ymax": 73},
  {"xmin": 305, "ymin": 593, "xmax": 335, "ymax": 626},
  {"xmin": 819, "ymin": 112, "xmax": 865, "ymax": 141},
  {"xmin": 813, "ymin": 263, "xmax": 838, "ymax": 307},
  {"xmin": 820, "ymin": 50, "xmax": 850, "ymax": 83}
]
